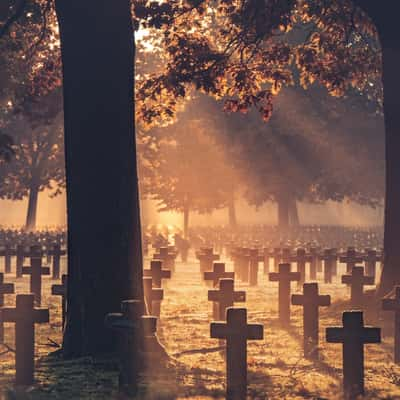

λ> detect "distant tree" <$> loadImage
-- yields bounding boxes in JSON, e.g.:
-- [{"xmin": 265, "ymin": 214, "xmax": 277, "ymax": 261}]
[
  {"xmin": 141, "ymin": 120, "xmax": 233, "ymax": 237},
  {"xmin": 1, "ymin": 91, "xmax": 64, "ymax": 230}
]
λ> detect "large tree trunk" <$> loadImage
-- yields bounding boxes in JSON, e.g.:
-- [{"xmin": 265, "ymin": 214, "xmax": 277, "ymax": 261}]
[
  {"xmin": 228, "ymin": 191, "xmax": 237, "ymax": 230},
  {"xmin": 25, "ymin": 183, "xmax": 39, "ymax": 231},
  {"xmin": 377, "ymin": 34, "xmax": 400, "ymax": 296},
  {"xmin": 352, "ymin": 2, "xmax": 400, "ymax": 297},
  {"xmin": 288, "ymin": 198, "xmax": 299, "ymax": 227},
  {"xmin": 183, "ymin": 202, "xmax": 190, "ymax": 239},
  {"xmin": 277, "ymin": 194, "xmax": 290, "ymax": 230},
  {"xmin": 55, "ymin": 0, "xmax": 143, "ymax": 357}
]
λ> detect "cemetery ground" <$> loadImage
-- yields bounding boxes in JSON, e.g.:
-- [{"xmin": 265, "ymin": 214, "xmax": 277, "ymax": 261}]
[{"xmin": 0, "ymin": 256, "xmax": 399, "ymax": 399}]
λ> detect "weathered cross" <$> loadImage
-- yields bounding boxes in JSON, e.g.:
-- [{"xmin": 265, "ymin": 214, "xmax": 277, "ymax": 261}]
[
  {"xmin": 143, "ymin": 277, "xmax": 163, "ymax": 317},
  {"xmin": 22, "ymin": 248, "xmax": 50, "ymax": 306},
  {"xmin": 0, "ymin": 272, "xmax": 14, "ymax": 342},
  {"xmin": 204, "ymin": 262, "xmax": 234, "ymax": 287},
  {"xmin": 248, "ymin": 249, "xmax": 263, "ymax": 286},
  {"xmin": 196, "ymin": 247, "xmax": 220, "ymax": 274},
  {"xmin": 210, "ymin": 308, "xmax": 263, "ymax": 400},
  {"xmin": 105, "ymin": 300, "xmax": 157, "ymax": 394},
  {"xmin": 292, "ymin": 283, "xmax": 331, "ymax": 359},
  {"xmin": 263, "ymin": 247, "xmax": 270, "ymax": 274},
  {"xmin": 15, "ymin": 243, "xmax": 26, "ymax": 278},
  {"xmin": 363, "ymin": 249, "xmax": 381, "ymax": 281},
  {"xmin": 48, "ymin": 243, "xmax": 66, "ymax": 280},
  {"xmin": 144, "ymin": 260, "xmax": 171, "ymax": 288},
  {"xmin": 269, "ymin": 263, "xmax": 301, "ymax": 326},
  {"xmin": 153, "ymin": 247, "xmax": 176, "ymax": 272},
  {"xmin": 0, "ymin": 243, "xmax": 14, "ymax": 274},
  {"xmin": 208, "ymin": 278, "xmax": 246, "ymax": 320},
  {"xmin": 271, "ymin": 247, "xmax": 282, "ymax": 271},
  {"xmin": 290, "ymin": 248, "xmax": 312, "ymax": 287},
  {"xmin": 340, "ymin": 247, "xmax": 363, "ymax": 274},
  {"xmin": 51, "ymin": 274, "xmax": 68, "ymax": 330},
  {"xmin": 308, "ymin": 247, "xmax": 320, "ymax": 280},
  {"xmin": 237, "ymin": 248, "xmax": 250, "ymax": 282},
  {"xmin": 382, "ymin": 285, "xmax": 400, "ymax": 363},
  {"xmin": 342, "ymin": 266, "xmax": 374, "ymax": 307},
  {"xmin": 320, "ymin": 248, "xmax": 338, "ymax": 284},
  {"xmin": 2, "ymin": 294, "xmax": 49, "ymax": 386},
  {"xmin": 326, "ymin": 311, "xmax": 381, "ymax": 398}
]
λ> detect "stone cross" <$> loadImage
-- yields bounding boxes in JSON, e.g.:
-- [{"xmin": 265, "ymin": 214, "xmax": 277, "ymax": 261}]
[
  {"xmin": 292, "ymin": 283, "xmax": 331, "ymax": 359},
  {"xmin": 0, "ymin": 272, "xmax": 14, "ymax": 342},
  {"xmin": 263, "ymin": 247, "xmax": 270, "ymax": 274},
  {"xmin": 105, "ymin": 300, "xmax": 157, "ymax": 394},
  {"xmin": 269, "ymin": 263, "xmax": 301, "ymax": 326},
  {"xmin": 48, "ymin": 244, "xmax": 66, "ymax": 280},
  {"xmin": 290, "ymin": 248, "xmax": 312, "ymax": 286},
  {"xmin": 237, "ymin": 248, "xmax": 250, "ymax": 283},
  {"xmin": 196, "ymin": 248, "xmax": 220, "ymax": 273},
  {"xmin": 382, "ymin": 285, "xmax": 400, "ymax": 363},
  {"xmin": 308, "ymin": 247, "xmax": 320, "ymax": 280},
  {"xmin": 210, "ymin": 308, "xmax": 263, "ymax": 400},
  {"xmin": 2, "ymin": 294, "xmax": 49, "ymax": 386},
  {"xmin": 281, "ymin": 248, "xmax": 292, "ymax": 263},
  {"xmin": 248, "ymin": 249, "xmax": 263, "ymax": 286},
  {"xmin": 271, "ymin": 247, "xmax": 282, "ymax": 271},
  {"xmin": 0, "ymin": 243, "xmax": 14, "ymax": 274},
  {"xmin": 204, "ymin": 262, "xmax": 234, "ymax": 287},
  {"xmin": 153, "ymin": 247, "xmax": 176, "ymax": 272},
  {"xmin": 363, "ymin": 249, "xmax": 381, "ymax": 281},
  {"xmin": 208, "ymin": 278, "xmax": 246, "ymax": 320},
  {"xmin": 326, "ymin": 311, "xmax": 381, "ymax": 398},
  {"xmin": 51, "ymin": 274, "xmax": 68, "ymax": 330},
  {"xmin": 15, "ymin": 244, "xmax": 26, "ymax": 278},
  {"xmin": 22, "ymin": 251, "xmax": 50, "ymax": 306},
  {"xmin": 340, "ymin": 247, "xmax": 363, "ymax": 273},
  {"xmin": 342, "ymin": 266, "xmax": 374, "ymax": 307},
  {"xmin": 144, "ymin": 260, "xmax": 171, "ymax": 288},
  {"xmin": 320, "ymin": 248, "xmax": 338, "ymax": 284},
  {"xmin": 143, "ymin": 277, "xmax": 163, "ymax": 317}
]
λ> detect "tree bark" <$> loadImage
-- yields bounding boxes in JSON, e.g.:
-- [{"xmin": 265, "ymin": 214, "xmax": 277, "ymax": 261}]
[
  {"xmin": 228, "ymin": 191, "xmax": 237, "ymax": 230},
  {"xmin": 183, "ymin": 202, "xmax": 190, "ymax": 239},
  {"xmin": 288, "ymin": 198, "xmax": 300, "ymax": 226},
  {"xmin": 277, "ymin": 194, "xmax": 290, "ymax": 230},
  {"xmin": 351, "ymin": 1, "xmax": 400, "ymax": 296},
  {"xmin": 377, "ymin": 36, "xmax": 400, "ymax": 296},
  {"xmin": 25, "ymin": 184, "xmax": 39, "ymax": 231},
  {"xmin": 55, "ymin": 0, "xmax": 143, "ymax": 357}
]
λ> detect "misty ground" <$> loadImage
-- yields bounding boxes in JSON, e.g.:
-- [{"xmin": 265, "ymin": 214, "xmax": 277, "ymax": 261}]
[{"xmin": 0, "ymin": 255, "xmax": 399, "ymax": 399}]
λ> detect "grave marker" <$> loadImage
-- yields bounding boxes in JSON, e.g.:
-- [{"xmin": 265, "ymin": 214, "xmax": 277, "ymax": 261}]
[
  {"xmin": 22, "ymin": 250, "xmax": 50, "ymax": 306},
  {"xmin": 382, "ymin": 286, "xmax": 400, "ymax": 363},
  {"xmin": 326, "ymin": 311, "xmax": 381, "ymax": 398},
  {"xmin": 269, "ymin": 263, "xmax": 301, "ymax": 326},
  {"xmin": 340, "ymin": 247, "xmax": 363, "ymax": 274},
  {"xmin": 292, "ymin": 283, "xmax": 330, "ymax": 358},
  {"xmin": 105, "ymin": 300, "xmax": 157, "ymax": 395},
  {"xmin": 208, "ymin": 278, "xmax": 245, "ymax": 320},
  {"xmin": 204, "ymin": 263, "xmax": 234, "ymax": 287},
  {"xmin": 144, "ymin": 260, "xmax": 171, "ymax": 288},
  {"xmin": 51, "ymin": 274, "xmax": 67, "ymax": 329},
  {"xmin": 143, "ymin": 277, "xmax": 163, "ymax": 317},
  {"xmin": 48, "ymin": 244, "xmax": 66, "ymax": 280},
  {"xmin": 320, "ymin": 248, "xmax": 337, "ymax": 284},
  {"xmin": 0, "ymin": 272, "xmax": 14, "ymax": 342},
  {"xmin": 290, "ymin": 249, "xmax": 312, "ymax": 286},
  {"xmin": 342, "ymin": 266, "xmax": 374, "ymax": 307},
  {"xmin": 2, "ymin": 294, "xmax": 49, "ymax": 386},
  {"xmin": 210, "ymin": 308, "xmax": 263, "ymax": 400}
]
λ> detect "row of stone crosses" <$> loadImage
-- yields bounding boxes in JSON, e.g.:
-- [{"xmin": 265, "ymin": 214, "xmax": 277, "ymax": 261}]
[{"xmin": 0, "ymin": 240, "xmax": 397, "ymax": 400}]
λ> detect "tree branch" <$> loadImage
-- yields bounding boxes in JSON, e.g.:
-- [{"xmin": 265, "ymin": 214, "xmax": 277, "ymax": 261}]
[{"xmin": 0, "ymin": 0, "xmax": 27, "ymax": 39}]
